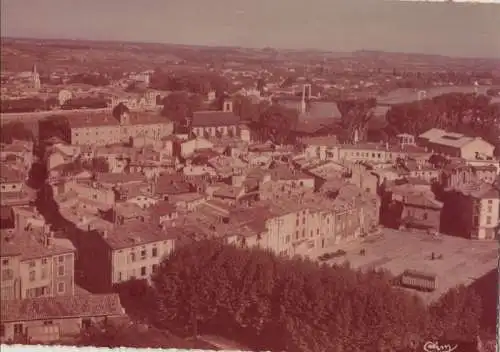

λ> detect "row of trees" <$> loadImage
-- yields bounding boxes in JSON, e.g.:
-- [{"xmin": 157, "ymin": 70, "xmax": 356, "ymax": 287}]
[
  {"xmin": 150, "ymin": 69, "xmax": 230, "ymax": 95},
  {"xmin": 1, "ymin": 96, "xmax": 109, "ymax": 114},
  {"xmin": 0, "ymin": 97, "xmax": 58, "ymax": 113},
  {"xmin": 0, "ymin": 121, "xmax": 34, "ymax": 143},
  {"xmin": 116, "ymin": 240, "xmax": 483, "ymax": 352},
  {"xmin": 67, "ymin": 73, "xmax": 110, "ymax": 87},
  {"xmin": 385, "ymin": 93, "xmax": 500, "ymax": 145}
]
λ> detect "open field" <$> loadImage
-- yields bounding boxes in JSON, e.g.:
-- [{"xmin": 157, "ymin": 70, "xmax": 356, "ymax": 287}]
[{"xmin": 327, "ymin": 228, "xmax": 498, "ymax": 304}]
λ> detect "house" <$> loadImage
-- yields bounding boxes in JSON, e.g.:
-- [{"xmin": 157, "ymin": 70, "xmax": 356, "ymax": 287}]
[
  {"xmin": 441, "ymin": 183, "xmax": 499, "ymax": 240},
  {"xmin": 397, "ymin": 191, "xmax": 443, "ymax": 233},
  {"xmin": 441, "ymin": 163, "xmax": 498, "ymax": 191},
  {"xmin": 190, "ymin": 100, "xmax": 241, "ymax": 139},
  {"xmin": 74, "ymin": 220, "xmax": 176, "ymax": 292},
  {"xmin": 148, "ymin": 201, "xmax": 178, "ymax": 225},
  {"xmin": 0, "ymin": 293, "xmax": 125, "ymax": 343},
  {"xmin": 152, "ymin": 173, "xmax": 193, "ymax": 200},
  {"xmin": 0, "ymin": 165, "xmax": 25, "ymax": 194},
  {"xmin": 301, "ymin": 136, "xmax": 339, "ymax": 161},
  {"xmin": 0, "ymin": 229, "xmax": 76, "ymax": 301}
]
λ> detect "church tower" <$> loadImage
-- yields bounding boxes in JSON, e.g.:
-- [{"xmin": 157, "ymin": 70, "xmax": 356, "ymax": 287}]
[{"xmin": 32, "ymin": 64, "xmax": 41, "ymax": 90}]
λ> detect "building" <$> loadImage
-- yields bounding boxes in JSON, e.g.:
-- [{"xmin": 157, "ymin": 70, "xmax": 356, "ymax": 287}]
[
  {"xmin": 301, "ymin": 136, "xmax": 339, "ymax": 161},
  {"xmin": 0, "ymin": 229, "xmax": 76, "ymax": 301},
  {"xmin": 441, "ymin": 183, "xmax": 500, "ymax": 240},
  {"xmin": 54, "ymin": 107, "xmax": 173, "ymax": 146},
  {"xmin": 190, "ymin": 100, "xmax": 241, "ymax": 139},
  {"xmin": 397, "ymin": 192, "xmax": 443, "ymax": 233},
  {"xmin": 417, "ymin": 128, "xmax": 495, "ymax": 160},
  {"xmin": 74, "ymin": 220, "xmax": 176, "ymax": 293},
  {"xmin": 441, "ymin": 163, "xmax": 498, "ymax": 190},
  {"xmin": 0, "ymin": 293, "xmax": 125, "ymax": 343}
]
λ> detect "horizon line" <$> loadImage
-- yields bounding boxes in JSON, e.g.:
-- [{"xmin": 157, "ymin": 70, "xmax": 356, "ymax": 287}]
[{"xmin": 2, "ymin": 35, "xmax": 499, "ymax": 62}]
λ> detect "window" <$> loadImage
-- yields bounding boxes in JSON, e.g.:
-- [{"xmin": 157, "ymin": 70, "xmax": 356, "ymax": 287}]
[
  {"xmin": 41, "ymin": 258, "xmax": 48, "ymax": 265},
  {"xmin": 141, "ymin": 266, "xmax": 147, "ymax": 276},
  {"xmin": 152, "ymin": 264, "xmax": 158, "ymax": 273},
  {"xmin": 487, "ymin": 206, "xmax": 492, "ymax": 213},
  {"xmin": 0, "ymin": 324, "xmax": 4, "ymax": 337},
  {"xmin": 29, "ymin": 271, "xmax": 36, "ymax": 281},
  {"xmin": 130, "ymin": 252, "xmax": 136, "ymax": 262},
  {"xmin": 1, "ymin": 269, "xmax": 13, "ymax": 281},
  {"xmin": 295, "ymin": 219, "xmax": 299, "ymax": 226},
  {"xmin": 486, "ymin": 216, "xmax": 492, "ymax": 225},
  {"xmin": 295, "ymin": 231, "xmax": 299, "ymax": 239},
  {"xmin": 57, "ymin": 282, "xmax": 65, "ymax": 294},
  {"xmin": 302, "ymin": 229, "xmax": 306, "ymax": 238},
  {"xmin": 152, "ymin": 247, "xmax": 158, "ymax": 257},
  {"xmin": 118, "ymin": 272, "xmax": 123, "ymax": 281},
  {"xmin": 140, "ymin": 250, "xmax": 146, "ymax": 260},
  {"xmin": 58, "ymin": 256, "xmax": 64, "ymax": 263},
  {"xmin": 487, "ymin": 200, "xmax": 493, "ymax": 205},
  {"xmin": 302, "ymin": 218, "xmax": 305, "ymax": 225},
  {"xmin": 29, "ymin": 261, "xmax": 36, "ymax": 268},
  {"xmin": 423, "ymin": 213, "xmax": 428, "ymax": 220},
  {"xmin": 2, "ymin": 259, "xmax": 8, "ymax": 266},
  {"xmin": 57, "ymin": 265, "xmax": 65, "ymax": 277},
  {"xmin": 43, "ymin": 321, "xmax": 53, "ymax": 326},
  {"xmin": 41, "ymin": 268, "xmax": 48, "ymax": 280}
]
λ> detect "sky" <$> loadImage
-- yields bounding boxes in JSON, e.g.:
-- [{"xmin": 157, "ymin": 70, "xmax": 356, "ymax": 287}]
[{"xmin": 1, "ymin": 0, "xmax": 500, "ymax": 58}]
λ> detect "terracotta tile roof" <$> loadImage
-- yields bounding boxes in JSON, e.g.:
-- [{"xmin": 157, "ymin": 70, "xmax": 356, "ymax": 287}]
[
  {"xmin": 0, "ymin": 165, "xmax": 25, "ymax": 183},
  {"xmin": 95, "ymin": 172, "xmax": 146, "ymax": 186},
  {"xmin": 0, "ymin": 231, "xmax": 75, "ymax": 261},
  {"xmin": 154, "ymin": 174, "xmax": 192, "ymax": 195},
  {"xmin": 148, "ymin": 200, "xmax": 177, "ymax": 217},
  {"xmin": 191, "ymin": 111, "xmax": 240, "ymax": 127},
  {"xmin": 67, "ymin": 113, "xmax": 120, "ymax": 129},
  {"xmin": 101, "ymin": 220, "xmax": 176, "ymax": 250},
  {"xmin": 269, "ymin": 164, "xmax": 313, "ymax": 181},
  {"xmin": 1, "ymin": 293, "xmax": 125, "ymax": 323}
]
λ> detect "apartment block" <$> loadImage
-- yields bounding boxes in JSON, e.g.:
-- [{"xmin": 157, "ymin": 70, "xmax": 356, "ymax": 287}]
[{"xmin": 0, "ymin": 230, "xmax": 75, "ymax": 301}]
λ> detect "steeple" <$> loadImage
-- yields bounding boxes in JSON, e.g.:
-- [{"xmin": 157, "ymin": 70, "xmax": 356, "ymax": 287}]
[{"xmin": 32, "ymin": 63, "xmax": 41, "ymax": 90}]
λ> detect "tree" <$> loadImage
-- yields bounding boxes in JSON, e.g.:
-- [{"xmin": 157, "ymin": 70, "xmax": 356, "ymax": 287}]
[
  {"xmin": 232, "ymin": 95, "xmax": 259, "ymax": 122},
  {"xmin": 91, "ymin": 157, "xmax": 110, "ymax": 173},
  {"xmin": 255, "ymin": 104, "xmax": 298, "ymax": 145},
  {"xmin": 0, "ymin": 121, "xmax": 34, "ymax": 143},
  {"xmin": 160, "ymin": 92, "xmax": 203, "ymax": 126},
  {"xmin": 337, "ymin": 98, "xmax": 377, "ymax": 143},
  {"xmin": 38, "ymin": 115, "xmax": 69, "ymax": 142},
  {"xmin": 145, "ymin": 240, "xmax": 479, "ymax": 352}
]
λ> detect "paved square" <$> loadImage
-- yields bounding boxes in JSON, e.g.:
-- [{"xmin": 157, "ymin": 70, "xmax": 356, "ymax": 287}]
[{"xmin": 327, "ymin": 229, "xmax": 498, "ymax": 303}]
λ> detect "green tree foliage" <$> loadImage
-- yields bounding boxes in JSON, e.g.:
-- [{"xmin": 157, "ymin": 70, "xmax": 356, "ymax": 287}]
[
  {"xmin": 337, "ymin": 98, "xmax": 377, "ymax": 143},
  {"xmin": 61, "ymin": 97, "xmax": 108, "ymax": 110},
  {"xmin": 0, "ymin": 121, "xmax": 34, "ymax": 143},
  {"xmin": 38, "ymin": 115, "xmax": 69, "ymax": 142},
  {"xmin": 90, "ymin": 157, "xmax": 110, "ymax": 173},
  {"xmin": 1, "ymin": 98, "xmax": 46, "ymax": 113},
  {"xmin": 68, "ymin": 73, "xmax": 110, "ymax": 86},
  {"xmin": 150, "ymin": 70, "xmax": 229, "ymax": 95},
  {"xmin": 147, "ymin": 240, "xmax": 482, "ymax": 352},
  {"xmin": 252, "ymin": 104, "xmax": 298, "ymax": 145},
  {"xmin": 386, "ymin": 93, "xmax": 500, "ymax": 146},
  {"xmin": 160, "ymin": 92, "xmax": 203, "ymax": 125}
]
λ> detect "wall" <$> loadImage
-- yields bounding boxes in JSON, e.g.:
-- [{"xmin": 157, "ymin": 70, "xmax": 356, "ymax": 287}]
[
  {"xmin": 111, "ymin": 239, "xmax": 175, "ymax": 284},
  {"xmin": 0, "ymin": 254, "xmax": 21, "ymax": 300},
  {"xmin": 19, "ymin": 252, "xmax": 74, "ymax": 299}
]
